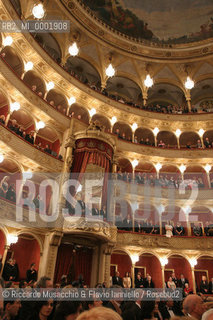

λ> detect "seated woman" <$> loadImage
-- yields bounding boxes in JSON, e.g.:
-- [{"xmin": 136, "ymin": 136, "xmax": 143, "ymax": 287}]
[
  {"xmin": 193, "ymin": 222, "xmax": 203, "ymax": 236},
  {"xmin": 184, "ymin": 283, "xmax": 193, "ymax": 296},
  {"xmin": 167, "ymin": 276, "xmax": 176, "ymax": 289},
  {"xmin": 158, "ymin": 140, "xmax": 166, "ymax": 148},
  {"xmin": 165, "ymin": 221, "xmax": 174, "ymax": 238}
]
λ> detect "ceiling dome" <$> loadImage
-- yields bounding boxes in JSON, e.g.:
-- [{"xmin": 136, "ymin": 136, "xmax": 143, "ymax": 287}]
[{"xmin": 81, "ymin": 0, "xmax": 213, "ymax": 44}]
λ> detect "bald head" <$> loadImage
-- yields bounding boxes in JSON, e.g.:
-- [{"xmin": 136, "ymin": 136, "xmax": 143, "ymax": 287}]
[
  {"xmin": 183, "ymin": 295, "xmax": 206, "ymax": 320},
  {"xmin": 202, "ymin": 309, "xmax": 213, "ymax": 320}
]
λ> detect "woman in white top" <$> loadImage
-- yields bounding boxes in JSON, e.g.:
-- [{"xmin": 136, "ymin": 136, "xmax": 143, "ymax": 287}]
[
  {"xmin": 165, "ymin": 221, "xmax": 173, "ymax": 238},
  {"xmin": 123, "ymin": 271, "xmax": 131, "ymax": 288},
  {"xmin": 167, "ymin": 276, "xmax": 176, "ymax": 289}
]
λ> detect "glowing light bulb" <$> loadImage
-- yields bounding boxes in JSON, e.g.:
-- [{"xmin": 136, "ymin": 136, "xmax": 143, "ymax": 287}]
[
  {"xmin": 32, "ymin": 3, "xmax": 45, "ymax": 19},
  {"xmin": 144, "ymin": 74, "xmax": 153, "ymax": 88},
  {"xmin": 185, "ymin": 76, "xmax": 194, "ymax": 89},
  {"xmin": 68, "ymin": 42, "xmax": 79, "ymax": 56},
  {"xmin": 105, "ymin": 64, "xmax": 115, "ymax": 77},
  {"xmin": 3, "ymin": 36, "xmax": 13, "ymax": 46}
]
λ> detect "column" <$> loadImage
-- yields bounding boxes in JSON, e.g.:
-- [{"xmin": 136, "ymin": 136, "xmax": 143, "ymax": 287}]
[
  {"xmin": 103, "ymin": 244, "xmax": 114, "ymax": 288},
  {"xmin": 200, "ymin": 136, "xmax": 204, "ymax": 149},
  {"xmin": 154, "ymin": 136, "xmax": 157, "ymax": 147},
  {"xmin": 0, "ymin": 245, "xmax": 9, "ymax": 277},
  {"xmin": 58, "ymin": 119, "xmax": 75, "ymax": 213},
  {"xmin": 186, "ymin": 98, "xmax": 191, "ymax": 113},
  {"xmin": 177, "ymin": 137, "xmax": 180, "ymax": 149},
  {"xmin": 39, "ymin": 231, "xmax": 63, "ymax": 280},
  {"xmin": 191, "ymin": 267, "xmax": 196, "ymax": 293},
  {"xmin": 161, "ymin": 266, "xmax": 165, "ymax": 288},
  {"xmin": 131, "ymin": 264, "xmax": 135, "ymax": 288},
  {"xmin": 142, "ymin": 92, "xmax": 148, "ymax": 107},
  {"xmin": 159, "ymin": 214, "xmax": 162, "ymax": 235},
  {"xmin": 206, "ymin": 172, "xmax": 211, "ymax": 188}
]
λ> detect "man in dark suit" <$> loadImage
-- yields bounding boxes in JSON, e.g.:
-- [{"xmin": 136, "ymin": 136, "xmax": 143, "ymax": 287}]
[
  {"xmin": 171, "ymin": 272, "xmax": 178, "ymax": 287},
  {"xmin": 100, "ymin": 205, "xmax": 107, "ymax": 220},
  {"xmin": 112, "ymin": 271, "xmax": 123, "ymax": 287},
  {"xmin": 209, "ymin": 277, "xmax": 213, "ymax": 294},
  {"xmin": 178, "ymin": 274, "xmax": 189, "ymax": 289},
  {"xmin": 92, "ymin": 206, "xmax": 99, "ymax": 216},
  {"xmin": 122, "ymin": 214, "xmax": 132, "ymax": 231},
  {"xmin": 135, "ymin": 273, "xmax": 144, "ymax": 288},
  {"xmin": 144, "ymin": 275, "xmax": 155, "ymax": 288},
  {"xmin": 200, "ymin": 275, "xmax": 209, "ymax": 294},
  {"xmin": 134, "ymin": 220, "xmax": 143, "ymax": 233}
]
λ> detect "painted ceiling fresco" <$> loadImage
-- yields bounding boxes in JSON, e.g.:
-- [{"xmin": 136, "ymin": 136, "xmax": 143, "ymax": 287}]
[{"xmin": 81, "ymin": 0, "xmax": 213, "ymax": 44}]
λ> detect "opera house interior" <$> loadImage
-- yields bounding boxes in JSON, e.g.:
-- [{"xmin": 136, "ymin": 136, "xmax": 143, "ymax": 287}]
[{"xmin": 0, "ymin": 0, "xmax": 213, "ymax": 319}]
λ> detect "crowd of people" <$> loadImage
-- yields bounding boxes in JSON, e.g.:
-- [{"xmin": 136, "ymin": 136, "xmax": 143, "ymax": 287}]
[
  {"xmin": 117, "ymin": 171, "xmax": 208, "ymax": 189},
  {"xmin": 0, "ymin": 266, "xmax": 213, "ymax": 320},
  {"xmin": 0, "ymin": 116, "xmax": 62, "ymax": 160}
]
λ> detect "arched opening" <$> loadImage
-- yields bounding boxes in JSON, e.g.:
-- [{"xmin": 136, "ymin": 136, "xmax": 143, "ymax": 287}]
[
  {"xmin": 1, "ymin": 46, "xmax": 24, "ymax": 77},
  {"xmin": 161, "ymin": 206, "xmax": 187, "ymax": 235},
  {"xmin": 0, "ymin": 90, "xmax": 9, "ymax": 120},
  {"xmin": 106, "ymin": 76, "xmax": 142, "ymax": 104},
  {"xmin": 65, "ymin": 56, "xmax": 101, "ymax": 88},
  {"xmin": 54, "ymin": 241, "xmax": 93, "ymax": 286},
  {"xmin": 23, "ymin": 70, "xmax": 46, "ymax": 97},
  {"xmin": 146, "ymin": 83, "xmax": 186, "ymax": 114},
  {"xmin": 189, "ymin": 206, "xmax": 213, "ymax": 236},
  {"xmin": 195, "ymin": 255, "xmax": 213, "ymax": 293},
  {"xmin": 46, "ymin": 89, "xmax": 68, "ymax": 114},
  {"xmin": 35, "ymin": 126, "xmax": 61, "ymax": 155},
  {"xmin": 135, "ymin": 162, "xmax": 156, "ymax": 185},
  {"xmin": 34, "ymin": 33, "xmax": 62, "ymax": 63},
  {"xmin": 157, "ymin": 131, "xmax": 177, "ymax": 148},
  {"xmin": 184, "ymin": 165, "xmax": 207, "ymax": 188},
  {"xmin": 179, "ymin": 132, "xmax": 200, "ymax": 148},
  {"xmin": 159, "ymin": 165, "xmax": 181, "ymax": 188},
  {"xmin": 111, "ymin": 249, "xmax": 132, "ymax": 283},
  {"xmin": 136, "ymin": 253, "xmax": 162, "ymax": 288},
  {"xmin": 115, "ymin": 200, "xmax": 133, "ymax": 231},
  {"xmin": 91, "ymin": 114, "xmax": 111, "ymax": 132},
  {"xmin": 9, "ymin": 233, "xmax": 40, "ymax": 280},
  {"xmin": 134, "ymin": 204, "xmax": 159, "ymax": 234},
  {"xmin": 113, "ymin": 122, "xmax": 132, "ymax": 141},
  {"xmin": 134, "ymin": 128, "xmax": 154, "ymax": 146},
  {"xmin": 117, "ymin": 158, "xmax": 133, "ymax": 185},
  {"xmin": 69, "ymin": 104, "xmax": 90, "ymax": 124},
  {"xmin": 8, "ymin": 108, "xmax": 35, "ymax": 134},
  {"xmin": 166, "ymin": 255, "xmax": 192, "ymax": 289},
  {"xmin": 191, "ymin": 79, "xmax": 213, "ymax": 112},
  {"xmin": 0, "ymin": 157, "xmax": 22, "ymax": 203},
  {"xmin": 25, "ymin": 173, "xmax": 53, "ymax": 215},
  {"xmin": 203, "ymin": 130, "xmax": 213, "ymax": 148}
]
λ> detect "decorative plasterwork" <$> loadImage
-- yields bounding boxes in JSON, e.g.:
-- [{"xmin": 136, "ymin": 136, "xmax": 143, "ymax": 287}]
[{"xmin": 59, "ymin": 0, "xmax": 213, "ymax": 61}]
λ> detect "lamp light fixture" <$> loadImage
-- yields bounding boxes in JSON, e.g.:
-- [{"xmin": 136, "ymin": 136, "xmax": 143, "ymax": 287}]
[
  {"xmin": 160, "ymin": 257, "xmax": 168, "ymax": 267},
  {"xmin": 155, "ymin": 162, "xmax": 162, "ymax": 171},
  {"xmin": 32, "ymin": 3, "xmax": 45, "ymax": 19},
  {"xmin": 198, "ymin": 129, "xmax": 205, "ymax": 136},
  {"xmin": 130, "ymin": 254, "xmax": 139, "ymax": 264},
  {"xmin": 179, "ymin": 164, "xmax": 186, "ymax": 173},
  {"xmin": 46, "ymin": 81, "xmax": 54, "ymax": 91},
  {"xmin": 36, "ymin": 121, "xmax": 45, "ymax": 130},
  {"xmin": 175, "ymin": 129, "xmax": 181, "ymax": 138},
  {"xmin": 7, "ymin": 234, "xmax": 18, "ymax": 245},
  {"xmin": 132, "ymin": 123, "xmax": 138, "ymax": 131},
  {"xmin": 205, "ymin": 164, "xmax": 211, "ymax": 173},
  {"xmin": 153, "ymin": 127, "xmax": 159, "ymax": 136},
  {"xmin": 144, "ymin": 74, "xmax": 153, "ymax": 88},
  {"xmin": 111, "ymin": 116, "xmax": 117, "ymax": 125},
  {"xmin": 3, "ymin": 36, "xmax": 13, "ymax": 46},
  {"xmin": 24, "ymin": 61, "xmax": 34, "ymax": 72},
  {"xmin": 89, "ymin": 108, "xmax": 96, "ymax": 117},
  {"xmin": 0, "ymin": 154, "xmax": 4, "ymax": 163},
  {"xmin": 10, "ymin": 102, "xmax": 20, "ymax": 112},
  {"xmin": 68, "ymin": 97, "xmax": 76, "ymax": 105},
  {"xmin": 185, "ymin": 76, "xmax": 194, "ymax": 90},
  {"xmin": 132, "ymin": 159, "xmax": 139, "ymax": 168},
  {"xmin": 68, "ymin": 42, "xmax": 79, "ymax": 56}
]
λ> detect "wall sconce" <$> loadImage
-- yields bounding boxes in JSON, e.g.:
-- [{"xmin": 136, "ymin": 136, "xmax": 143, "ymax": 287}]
[
  {"xmin": 155, "ymin": 162, "xmax": 162, "ymax": 171},
  {"xmin": 132, "ymin": 123, "xmax": 138, "ymax": 131},
  {"xmin": 130, "ymin": 254, "xmax": 139, "ymax": 264},
  {"xmin": 160, "ymin": 257, "xmax": 168, "ymax": 267},
  {"xmin": 36, "ymin": 121, "xmax": 45, "ymax": 130},
  {"xmin": 175, "ymin": 129, "xmax": 181, "ymax": 138},
  {"xmin": 46, "ymin": 81, "xmax": 54, "ymax": 91},
  {"xmin": 0, "ymin": 154, "xmax": 4, "ymax": 163},
  {"xmin": 189, "ymin": 258, "xmax": 197, "ymax": 267},
  {"xmin": 24, "ymin": 61, "xmax": 34, "ymax": 72},
  {"xmin": 89, "ymin": 108, "xmax": 96, "ymax": 117},
  {"xmin": 111, "ymin": 116, "xmax": 117, "ymax": 125},
  {"xmin": 7, "ymin": 234, "xmax": 18, "ymax": 246},
  {"xmin": 105, "ymin": 55, "xmax": 115, "ymax": 77},
  {"xmin": 3, "ymin": 36, "xmax": 13, "ymax": 46},
  {"xmin": 205, "ymin": 164, "xmax": 211, "ymax": 173},
  {"xmin": 132, "ymin": 159, "xmax": 139, "ymax": 168},
  {"xmin": 198, "ymin": 129, "xmax": 205, "ymax": 136},
  {"xmin": 10, "ymin": 102, "xmax": 20, "ymax": 112},
  {"xmin": 68, "ymin": 97, "xmax": 76, "ymax": 105},
  {"xmin": 153, "ymin": 127, "xmax": 159, "ymax": 136},
  {"xmin": 179, "ymin": 164, "xmax": 186, "ymax": 174}
]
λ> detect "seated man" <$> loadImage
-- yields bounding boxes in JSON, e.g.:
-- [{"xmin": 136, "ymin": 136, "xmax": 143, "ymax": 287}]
[
  {"xmin": 174, "ymin": 222, "xmax": 184, "ymax": 236},
  {"xmin": 193, "ymin": 222, "xmax": 203, "ymax": 236},
  {"xmin": 122, "ymin": 213, "xmax": 133, "ymax": 231},
  {"xmin": 92, "ymin": 206, "xmax": 99, "ymax": 216},
  {"xmin": 44, "ymin": 144, "xmax": 52, "ymax": 154},
  {"xmin": 204, "ymin": 221, "xmax": 210, "ymax": 236},
  {"xmin": 200, "ymin": 275, "xmax": 209, "ymax": 294},
  {"xmin": 134, "ymin": 219, "xmax": 143, "ymax": 233}
]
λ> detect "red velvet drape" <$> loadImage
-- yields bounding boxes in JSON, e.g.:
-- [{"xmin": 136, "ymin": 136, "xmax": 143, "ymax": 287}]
[
  {"xmin": 54, "ymin": 244, "xmax": 93, "ymax": 286},
  {"xmin": 71, "ymin": 138, "xmax": 113, "ymax": 207}
]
